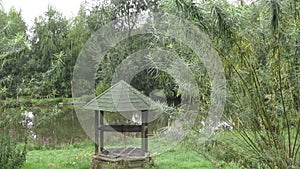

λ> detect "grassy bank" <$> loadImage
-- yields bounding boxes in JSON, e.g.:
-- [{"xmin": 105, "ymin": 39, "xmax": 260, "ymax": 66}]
[
  {"xmin": 23, "ymin": 141, "xmax": 214, "ymax": 169},
  {"xmin": 1, "ymin": 97, "xmax": 74, "ymax": 108}
]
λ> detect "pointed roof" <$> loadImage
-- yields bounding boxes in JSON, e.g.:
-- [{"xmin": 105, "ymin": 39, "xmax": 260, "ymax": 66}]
[{"xmin": 83, "ymin": 80, "xmax": 156, "ymax": 112}]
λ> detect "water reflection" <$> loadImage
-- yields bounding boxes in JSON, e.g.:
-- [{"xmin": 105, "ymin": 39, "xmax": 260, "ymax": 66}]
[
  {"xmin": 2, "ymin": 104, "xmax": 178, "ymax": 155},
  {"xmin": 3, "ymin": 106, "xmax": 89, "ymax": 147},
  {"xmin": 33, "ymin": 106, "xmax": 89, "ymax": 146}
]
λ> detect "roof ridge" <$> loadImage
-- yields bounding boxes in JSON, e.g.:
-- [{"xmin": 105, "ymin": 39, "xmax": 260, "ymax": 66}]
[
  {"xmin": 115, "ymin": 81, "xmax": 125, "ymax": 110},
  {"xmin": 83, "ymin": 81, "xmax": 122, "ymax": 108},
  {"xmin": 83, "ymin": 80, "xmax": 155, "ymax": 112}
]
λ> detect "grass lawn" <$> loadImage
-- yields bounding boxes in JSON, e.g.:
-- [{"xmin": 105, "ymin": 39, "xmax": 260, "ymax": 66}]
[
  {"xmin": 152, "ymin": 149, "xmax": 212, "ymax": 169},
  {"xmin": 23, "ymin": 143, "xmax": 213, "ymax": 169},
  {"xmin": 23, "ymin": 146, "xmax": 93, "ymax": 169}
]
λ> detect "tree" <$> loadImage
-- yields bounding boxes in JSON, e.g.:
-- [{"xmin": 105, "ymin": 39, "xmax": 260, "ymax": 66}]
[
  {"xmin": 173, "ymin": 0, "xmax": 300, "ymax": 168},
  {"xmin": 30, "ymin": 6, "xmax": 69, "ymax": 73},
  {"xmin": 94, "ymin": 0, "xmax": 185, "ymax": 98},
  {"xmin": 0, "ymin": 8, "xmax": 28, "ymax": 99},
  {"xmin": 26, "ymin": 6, "xmax": 72, "ymax": 97}
]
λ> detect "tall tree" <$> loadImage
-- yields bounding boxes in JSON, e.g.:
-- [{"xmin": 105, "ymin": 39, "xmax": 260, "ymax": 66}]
[
  {"xmin": 30, "ymin": 6, "xmax": 69, "ymax": 73},
  {"xmin": 0, "ymin": 8, "xmax": 28, "ymax": 99},
  {"xmin": 27, "ymin": 6, "xmax": 71, "ymax": 97}
]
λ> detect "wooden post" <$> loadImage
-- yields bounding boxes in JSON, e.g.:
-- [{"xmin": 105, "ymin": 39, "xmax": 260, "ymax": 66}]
[
  {"xmin": 100, "ymin": 111, "xmax": 104, "ymax": 152},
  {"xmin": 141, "ymin": 110, "xmax": 148, "ymax": 155},
  {"xmin": 94, "ymin": 110, "xmax": 99, "ymax": 154}
]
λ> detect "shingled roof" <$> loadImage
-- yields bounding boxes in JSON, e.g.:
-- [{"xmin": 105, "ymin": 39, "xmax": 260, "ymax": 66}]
[{"xmin": 83, "ymin": 80, "xmax": 156, "ymax": 112}]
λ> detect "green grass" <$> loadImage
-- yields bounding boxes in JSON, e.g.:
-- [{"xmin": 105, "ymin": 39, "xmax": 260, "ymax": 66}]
[
  {"xmin": 23, "ymin": 145, "xmax": 93, "ymax": 169},
  {"xmin": 1, "ymin": 97, "xmax": 74, "ymax": 108},
  {"xmin": 22, "ymin": 143, "xmax": 213, "ymax": 169},
  {"xmin": 152, "ymin": 149, "xmax": 212, "ymax": 169}
]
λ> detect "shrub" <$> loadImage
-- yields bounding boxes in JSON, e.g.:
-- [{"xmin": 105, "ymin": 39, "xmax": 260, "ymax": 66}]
[
  {"xmin": 0, "ymin": 129, "xmax": 27, "ymax": 169},
  {"xmin": 0, "ymin": 109, "xmax": 27, "ymax": 169}
]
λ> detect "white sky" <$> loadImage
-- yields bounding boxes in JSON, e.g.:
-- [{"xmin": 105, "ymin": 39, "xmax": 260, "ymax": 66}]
[
  {"xmin": 2, "ymin": 0, "xmax": 255, "ymax": 28},
  {"xmin": 2, "ymin": 0, "xmax": 84, "ymax": 27}
]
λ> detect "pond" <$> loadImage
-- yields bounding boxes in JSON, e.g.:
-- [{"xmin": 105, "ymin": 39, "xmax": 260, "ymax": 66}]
[
  {"xmin": 2, "ymin": 105, "xmax": 89, "ymax": 148},
  {"xmin": 2, "ymin": 103, "xmax": 188, "ymax": 154},
  {"xmin": 3, "ymin": 105, "xmax": 168, "ymax": 146},
  {"xmin": 33, "ymin": 106, "xmax": 89, "ymax": 147}
]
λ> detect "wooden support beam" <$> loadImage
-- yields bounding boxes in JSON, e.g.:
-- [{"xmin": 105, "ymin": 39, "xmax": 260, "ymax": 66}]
[
  {"xmin": 141, "ymin": 110, "xmax": 148, "ymax": 155},
  {"xmin": 99, "ymin": 125, "xmax": 142, "ymax": 132},
  {"xmin": 100, "ymin": 111, "xmax": 104, "ymax": 152},
  {"xmin": 94, "ymin": 110, "xmax": 99, "ymax": 154}
]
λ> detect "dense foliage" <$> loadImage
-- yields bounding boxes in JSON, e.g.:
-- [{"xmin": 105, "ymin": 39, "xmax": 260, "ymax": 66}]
[
  {"xmin": 174, "ymin": 0, "xmax": 300, "ymax": 168},
  {"xmin": 0, "ymin": 109, "xmax": 27, "ymax": 169},
  {"xmin": 0, "ymin": 130, "xmax": 27, "ymax": 169}
]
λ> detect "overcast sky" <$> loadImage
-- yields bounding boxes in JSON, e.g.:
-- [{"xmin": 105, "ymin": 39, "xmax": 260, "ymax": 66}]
[
  {"xmin": 2, "ymin": 0, "xmax": 254, "ymax": 27},
  {"xmin": 2, "ymin": 0, "xmax": 84, "ymax": 26}
]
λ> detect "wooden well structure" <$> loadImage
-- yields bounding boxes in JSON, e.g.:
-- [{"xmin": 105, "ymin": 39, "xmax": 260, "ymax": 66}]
[{"xmin": 83, "ymin": 80, "xmax": 156, "ymax": 169}]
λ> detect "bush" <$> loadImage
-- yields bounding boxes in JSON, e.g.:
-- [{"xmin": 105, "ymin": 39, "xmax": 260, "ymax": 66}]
[{"xmin": 0, "ymin": 128, "xmax": 27, "ymax": 169}]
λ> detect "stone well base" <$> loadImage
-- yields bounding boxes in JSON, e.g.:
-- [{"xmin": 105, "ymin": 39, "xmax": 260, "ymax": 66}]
[{"xmin": 91, "ymin": 148, "xmax": 151, "ymax": 169}]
